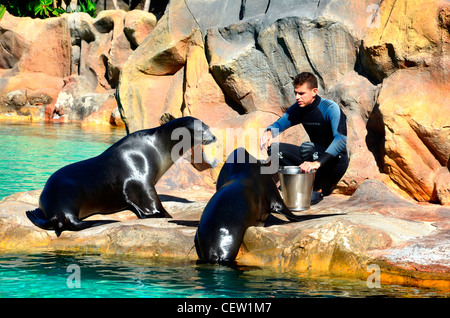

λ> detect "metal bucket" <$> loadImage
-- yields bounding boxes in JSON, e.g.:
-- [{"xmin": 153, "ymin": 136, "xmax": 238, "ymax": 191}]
[{"xmin": 278, "ymin": 166, "xmax": 316, "ymax": 211}]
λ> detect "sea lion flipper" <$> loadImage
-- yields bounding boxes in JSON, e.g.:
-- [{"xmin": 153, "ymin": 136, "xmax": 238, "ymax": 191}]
[
  {"xmin": 26, "ymin": 208, "xmax": 53, "ymax": 230},
  {"xmin": 124, "ymin": 182, "xmax": 172, "ymax": 218},
  {"xmin": 26, "ymin": 209, "xmax": 118, "ymax": 237}
]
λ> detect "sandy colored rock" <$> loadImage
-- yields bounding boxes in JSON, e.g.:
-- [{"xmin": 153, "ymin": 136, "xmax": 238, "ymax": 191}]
[
  {"xmin": 0, "ymin": 12, "xmax": 71, "ymax": 78},
  {"xmin": 124, "ymin": 10, "xmax": 157, "ymax": 48},
  {"xmin": 361, "ymin": 0, "xmax": 449, "ymax": 82},
  {"xmin": 183, "ymin": 37, "xmax": 234, "ymax": 126},
  {"xmin": 118, "ymin": 71, "xmax": 182, "ymax": 131},
  {"xmin": 81, "ymin": 93, "xmax": 125, "ymax": 127},
  {"xmin": 204, "ymin": 111, "xmax": 280, "ymax": 173},
  {"xmin": 377, "ymin": 68, "xmax": 449, "ymax": 202},
  {"xmin": 117, "ymin": 0, "xmax": 374, "ymax": 131},
  {"xmin": 0, "ymin": 72, "xmax": 64, "ymax": 117},
  {"xmin": 0, "ymin": 10, "xmax": 157, "ymax": 124},
  {"xmin": 435, "ymin": 167, "xmax": 450, "ymax": 205}
]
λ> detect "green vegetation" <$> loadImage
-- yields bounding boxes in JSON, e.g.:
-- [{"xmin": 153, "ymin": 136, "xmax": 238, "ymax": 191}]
[
  {"xmin": 34, "ymin": 0, "xmax": 65, "ymax": 17},
  {"xmin": 0, "ymin": 0, "xmax": 98, "ymax": 19}
]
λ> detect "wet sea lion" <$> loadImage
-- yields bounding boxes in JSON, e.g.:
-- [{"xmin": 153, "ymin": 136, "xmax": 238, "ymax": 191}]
[
  {"xmin": 26, "ymin": 116, "xmax": 216, "ymax": 237},
  {"xmin": 194, "ymin": 147, "xmax": 301, "ymax": 264}
]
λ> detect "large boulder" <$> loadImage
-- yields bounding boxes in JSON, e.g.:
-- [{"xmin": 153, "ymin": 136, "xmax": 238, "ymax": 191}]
[
  {"xmin": 376, "ymin": 68, "xmax": 449, "ymax": 203},
  {"xmin": 0, "ymin": 72, "xmax": 64, "ymax": 119},
  {"xmin": 361, "ymin": 0, "xmax": 449, "ymax": 202},
  {"xmin": 361, "ymin": 0, "xmax": 449, "ymax": 83},
  {"xmin": 0, "ymin": 13, "xmax": 71, "ymax": 78},
  {"xmin": 328, "ymin": 71, "xmax": 382, "ymax": 194}
]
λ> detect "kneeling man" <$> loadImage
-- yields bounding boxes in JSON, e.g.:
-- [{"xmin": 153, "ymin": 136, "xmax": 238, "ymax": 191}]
[{"xmin": 260, "ymin": 72, "xmax": 349, "ymax": 205}]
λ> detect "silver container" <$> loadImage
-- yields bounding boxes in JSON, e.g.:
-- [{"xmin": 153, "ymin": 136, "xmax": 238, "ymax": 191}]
[{"xmin": 278, "ymin": 166, "xmax": 316, "ymax": 211}]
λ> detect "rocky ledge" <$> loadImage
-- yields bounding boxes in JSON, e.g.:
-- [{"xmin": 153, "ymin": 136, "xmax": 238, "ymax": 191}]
[{"xmin": 0, "ymin": 179, "xmax": 449, "ymax": 292}]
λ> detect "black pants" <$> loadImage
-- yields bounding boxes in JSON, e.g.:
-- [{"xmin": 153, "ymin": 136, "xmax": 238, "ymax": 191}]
[{"xmin": 268, "ymin": 142, "xmax": 349, "ymax": 196}]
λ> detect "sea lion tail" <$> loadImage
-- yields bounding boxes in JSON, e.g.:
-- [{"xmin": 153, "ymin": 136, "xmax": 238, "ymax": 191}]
[{"xmin": 26, "ymin": 208, "xmax": 54, "ymax": 230}]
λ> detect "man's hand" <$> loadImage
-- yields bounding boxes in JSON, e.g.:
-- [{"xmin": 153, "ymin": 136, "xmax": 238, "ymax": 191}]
[
  {"xmin": 299, "ymin": 161, "xmax": 320, "ymax": 173},
  {"xmin": 260, "ymin": 130, "xmax": 273, "ymax": 151}
]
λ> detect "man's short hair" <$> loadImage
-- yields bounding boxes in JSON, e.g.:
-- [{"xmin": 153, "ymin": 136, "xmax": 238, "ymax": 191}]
[{"xmin": 293, "ymin": 72, "xmax": 318, "ymax": 89}]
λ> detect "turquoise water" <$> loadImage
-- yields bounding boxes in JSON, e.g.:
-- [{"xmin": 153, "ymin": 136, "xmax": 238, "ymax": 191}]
[
  {"xmin": 0, "ymin": 121, "xmax": 125, "ymax": 200},
  {"xmin": 0, "ymin": 252, "xmax": 445, "ymax": 298},
  {"xmin": 0, "ymin": 121, "xmax": 447, "ymax": 298}
]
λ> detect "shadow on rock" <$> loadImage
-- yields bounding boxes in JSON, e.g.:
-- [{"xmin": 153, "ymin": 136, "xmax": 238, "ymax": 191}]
[
  {"xmin": 169, "ymin": 220, "xmax": 200, "ymax": 227},
  {"xmin": 159, "ymin": 194, "xmax": 194, "ymax": 203},
  {"xmin": 264, "ymin": 213, "xmax": 345, "ymax": 226}
]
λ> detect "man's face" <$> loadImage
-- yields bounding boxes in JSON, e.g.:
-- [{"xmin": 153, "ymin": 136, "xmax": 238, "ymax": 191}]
[{"xmin": 294, "ymin": 83, "xmax": 318, "ymax": 107}]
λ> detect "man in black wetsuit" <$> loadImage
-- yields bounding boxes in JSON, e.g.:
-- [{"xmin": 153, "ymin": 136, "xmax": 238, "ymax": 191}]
[{"xmin": 260, "ymin": 72, "xmax": 349, "ymax": 205}]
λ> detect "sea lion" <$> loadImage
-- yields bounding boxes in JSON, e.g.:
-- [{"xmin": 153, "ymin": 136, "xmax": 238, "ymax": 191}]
[
  {"xmin": 26, "ymin": 116, "xmax": 216, "ymax": 237},
  {"xmin": 194, "ymin": 147, "xmax": 301, "ymax": 264}
]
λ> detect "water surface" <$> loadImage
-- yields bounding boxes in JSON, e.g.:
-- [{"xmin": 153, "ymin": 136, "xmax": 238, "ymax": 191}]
[
  {"xmin": 0, "ymin": 252, "xmax": 445, "ymax": 298},
  {"xmin": 0, "ymin": 121, "xmax": 125, "ymax": 199}
]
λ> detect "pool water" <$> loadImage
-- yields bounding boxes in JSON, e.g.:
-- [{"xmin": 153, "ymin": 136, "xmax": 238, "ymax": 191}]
[
  {"xmin": 0, "ymin": 121, "xmax": 125, "ymax": 200},
  {"xmin": 0, "ymin": 252, "xmax": 445, "ymax": 298},
  {"xmin": 0, "ymin": 121, "xmax": 447, "ymax": 298}
]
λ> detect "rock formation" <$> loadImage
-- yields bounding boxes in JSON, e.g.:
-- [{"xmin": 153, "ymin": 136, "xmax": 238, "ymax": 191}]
[
  {"xmin": 0, "ymin": 0, "xmax": 448, "ymax": 201},
  {"xmin": 116, "ymin": 0, "xmax": 449, "ymax": 203},
  {"xmin": 0, "ymin": 9, "xmax": 157, "ymax": 127}
]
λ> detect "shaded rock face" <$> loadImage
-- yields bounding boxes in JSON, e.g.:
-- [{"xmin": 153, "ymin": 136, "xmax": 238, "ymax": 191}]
[
  {"xmin": 116, "ymin": 0, "xmax": 449, "ymax": 203},
  {"xmin": 207, "ymin": 17, "xmax": 358, "ymax": 115}
]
